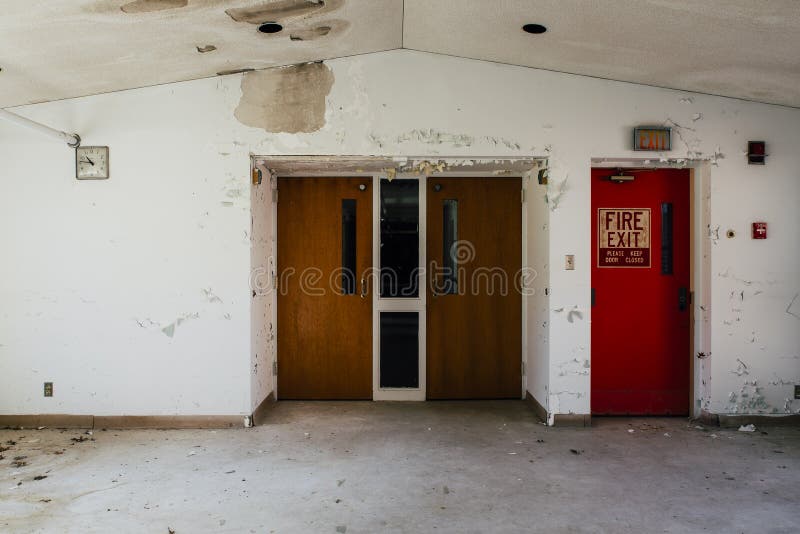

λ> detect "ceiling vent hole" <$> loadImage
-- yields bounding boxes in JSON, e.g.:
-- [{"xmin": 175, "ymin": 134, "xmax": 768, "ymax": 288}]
[
  {"xmin": 258, "ymin": 22, "xmax": 284, "ymax": 34},
  {"xmin": 522, "ymin": 23, "xmax": 547, "ymax": 34}
]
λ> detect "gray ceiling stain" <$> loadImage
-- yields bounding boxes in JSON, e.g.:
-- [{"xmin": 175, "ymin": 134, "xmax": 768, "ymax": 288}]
[
  {"xmin": 226, "ymin": 0, "xmax": 342, "ymax": 24},
  {"xmin": 120, "ymin": 0, "xmax": 188, "ymax": 14},
  {"xmin": 289, "ymin": 20, "xmax": 348, "ymax": 41},
  {"xmin": 291, "ymin": 25, "xmax": 331, "ymax": 41},
  {"xmin": 235, "ymin": 62, "xmax": 334, "ymax": 133}
]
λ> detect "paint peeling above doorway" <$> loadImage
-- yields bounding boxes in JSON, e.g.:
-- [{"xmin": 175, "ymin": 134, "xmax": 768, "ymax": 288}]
[{"xmin": 253, "ymin": 156, "xmax": 543, "ymax": 178}]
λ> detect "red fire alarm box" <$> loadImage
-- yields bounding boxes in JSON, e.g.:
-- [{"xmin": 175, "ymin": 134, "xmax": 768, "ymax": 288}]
[{"xmin": 752, "ymin": 222, "xmax": 767, "ymax": 239}]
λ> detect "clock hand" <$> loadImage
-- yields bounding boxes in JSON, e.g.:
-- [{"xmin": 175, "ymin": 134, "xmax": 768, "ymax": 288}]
[
  {"xmin": 80, "ymin": 158, "xmax": 95, "ymax": 166},
  {"xmin": 86, "ymin": 156, "xmax": 95, "ymax": 165}
]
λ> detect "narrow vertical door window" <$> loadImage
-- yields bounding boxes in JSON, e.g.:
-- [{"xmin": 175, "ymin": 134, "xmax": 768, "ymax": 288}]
[
  {"xmin": 342, "ymin": 199, "xmax": 357, "ymax": 294},
  {"xmin": 442, "ymin": 199, "xmax": 458, "ymax": 294},
  {"xmin": 380, "ymin": 179, "xmax": 419, "ymax": 298}
]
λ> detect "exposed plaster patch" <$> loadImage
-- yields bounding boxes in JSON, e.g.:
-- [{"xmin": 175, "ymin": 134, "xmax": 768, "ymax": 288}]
[
  {"xmin": 120, "ymin": 0, "xmax": 187, "ymax": 13},
  {"xmin": 235, "ymin": 63, "xmax": 334, "ymax": 134},
  {"xmin": 546, "ymin": 175, "xmax": 569, "ymax": 211},
  {"xmin": 202, "ymin": 288, "xmax": 222, "ymax": 304},
  {"xmin": 225, "ymin": 0, "xmax": 339, "ymax": 23},
  {"xmin": 196, "ymin": 45, "xmax": 217, "ymax": 53},
  {"xmin": 728, "ymin": 380, "xmax": 771, "ymax": 413},
  {"xmin": 161, "ymin": 312, "xmax": 200, "ymax": 338}
]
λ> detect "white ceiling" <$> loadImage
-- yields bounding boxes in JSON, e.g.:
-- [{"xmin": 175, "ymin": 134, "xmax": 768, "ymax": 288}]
[
  {"xmin": 404, "ymin": 0, "xmax": 800, "ymax": 108},
  {"xmin": 1, "ymin": 0, "xmax": 799, "ymax": 109}
]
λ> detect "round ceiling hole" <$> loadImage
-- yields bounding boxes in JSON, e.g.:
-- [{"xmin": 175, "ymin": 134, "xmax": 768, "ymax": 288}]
[
  {"xmin": 522, "ymin": 23, "xmax": 547, "ymax": 34},
  {"xmin": 258, "ymin": 22, "xmax": 284, "ymax": 34}
]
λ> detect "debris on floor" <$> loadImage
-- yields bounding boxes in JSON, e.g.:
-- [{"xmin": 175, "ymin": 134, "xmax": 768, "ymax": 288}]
[{"xmin": 738, "ymin": 424, "xmax": 757, "ymax": 432}]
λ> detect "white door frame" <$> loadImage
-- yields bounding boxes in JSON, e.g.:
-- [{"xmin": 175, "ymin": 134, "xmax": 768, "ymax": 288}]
[{"xmin": 254, "ymin": 156, "xmax": 542, "ymax": 401}]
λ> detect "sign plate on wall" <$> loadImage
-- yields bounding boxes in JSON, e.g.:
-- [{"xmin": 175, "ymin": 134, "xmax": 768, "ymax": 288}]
[
  {"xmin": 598, "ymin": 208, "xmax": 651, "ymax": 268},
  {"xmin": 633, "ymin": 127, "xmax": 671, "ymax": 151}
]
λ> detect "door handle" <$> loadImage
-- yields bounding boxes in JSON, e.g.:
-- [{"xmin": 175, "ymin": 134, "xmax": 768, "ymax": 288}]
[
  {"xmin": 591, "ymin": 288, "xmax": 596, "ymax": 307},
  {"xmin": 360, "ymin": 278, "xmax": 367, "ymax": 299},
  {"xmin": 678, "ymin": 287, "xmax": 688, "ymax": 311}
]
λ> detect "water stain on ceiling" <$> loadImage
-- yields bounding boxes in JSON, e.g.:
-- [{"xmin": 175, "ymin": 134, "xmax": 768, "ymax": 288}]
[{"xmin": 120, "ymin": 0, "xmax": 188, "ymax": 14}]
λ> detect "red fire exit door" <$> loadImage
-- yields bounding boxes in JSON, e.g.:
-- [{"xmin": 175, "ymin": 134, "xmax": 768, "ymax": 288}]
[{"xmin": 591, "ymin": 168, "xmax": 690, "ymax": 415}]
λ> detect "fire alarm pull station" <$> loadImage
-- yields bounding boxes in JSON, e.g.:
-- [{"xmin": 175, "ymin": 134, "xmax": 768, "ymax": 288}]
[{"xmin": 752, "ymin": 222, "xmax": 767, "ymax": 239}]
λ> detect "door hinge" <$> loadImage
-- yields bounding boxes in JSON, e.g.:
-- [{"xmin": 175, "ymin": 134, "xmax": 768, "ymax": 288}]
[
  {"xmin": 272, "ymin": 189, "xmax": 278, "ymax": 203},
  {"xmin": 272, "ymin": 360, "xmax": 278, "ymax": 376},
  {"xmin": 521, "ymin": 188, "xmax": 526, "ymax": 203},
  {"xmin": 521, "ymin": 361, "xmax": 526, "ymax": 376}
]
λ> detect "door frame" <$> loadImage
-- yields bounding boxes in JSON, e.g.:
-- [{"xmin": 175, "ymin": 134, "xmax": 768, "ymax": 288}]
[
  {"xmin": 254, "ymin": 156, "xmax": 542, "ymax": 401},
  {"xmin": 590, "ymin": 159, "xmax": 711, "ymax": 417}
]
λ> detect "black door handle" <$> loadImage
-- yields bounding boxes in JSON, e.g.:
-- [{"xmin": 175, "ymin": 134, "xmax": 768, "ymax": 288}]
[
  {"xmin": 591, "ymin": 288, "xmax": 596, "ymax": 307},
  {"xmin": 678, "ymin": 287, "xmax": 688, "ymax": 311}
]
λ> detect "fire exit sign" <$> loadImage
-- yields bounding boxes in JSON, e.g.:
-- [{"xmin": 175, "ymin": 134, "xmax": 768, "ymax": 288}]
[
  {"xmin": 634, "ymin": 127, "xmax": 671, "ymax": 151},
  {"xmin": 597, "ymin": 208, "xmax": 651, "ymax": 268}
]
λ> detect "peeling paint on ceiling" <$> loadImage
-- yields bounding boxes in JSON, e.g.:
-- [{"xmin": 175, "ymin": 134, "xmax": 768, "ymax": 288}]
[
  {"xmin": 120, "ymin": 0, "xmax": 188, "ymax": 14},
  {"xmin": 225, "ymin": 0, "xmax": 341, "ymax": 24},
  {"xmin": 0, "ymin": 0, "xmax": 401, "ymax": 108}
]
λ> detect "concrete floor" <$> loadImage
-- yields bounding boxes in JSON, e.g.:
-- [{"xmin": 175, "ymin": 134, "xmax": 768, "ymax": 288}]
[{"xmin": 1, "ymin": 402, "xmax": 798, "ymax": 533}]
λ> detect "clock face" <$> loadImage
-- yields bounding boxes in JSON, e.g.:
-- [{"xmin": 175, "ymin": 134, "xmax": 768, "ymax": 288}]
[{"xmin": 75, "ymin": 146, "xmax": 109, "ymax": 179}]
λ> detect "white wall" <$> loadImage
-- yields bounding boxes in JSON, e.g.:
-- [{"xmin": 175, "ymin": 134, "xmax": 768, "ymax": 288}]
[{"xmin": 1, "ymin": 49, "xmax": 798, "ymax": 417}]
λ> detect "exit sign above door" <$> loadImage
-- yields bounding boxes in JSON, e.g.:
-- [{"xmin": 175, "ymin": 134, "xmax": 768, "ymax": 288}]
[{"xmin": 634, "ymin": 127, "xmax": 671, "ymax": 151}]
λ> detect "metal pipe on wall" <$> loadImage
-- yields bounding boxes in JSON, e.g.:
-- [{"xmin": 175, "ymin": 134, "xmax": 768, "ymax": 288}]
[{"xmin": 0, "ymin": 108, "xmax": 81, "ymax": 147}]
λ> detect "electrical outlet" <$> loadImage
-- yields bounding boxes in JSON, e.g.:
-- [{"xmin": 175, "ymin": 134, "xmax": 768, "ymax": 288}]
[
  {"xmin": 44, "ymin": 382, "xmax": 53, "ymax": 397},
  {"xmin": 565, "ymin": 255, "xmax": 575, "ymax": 270}
]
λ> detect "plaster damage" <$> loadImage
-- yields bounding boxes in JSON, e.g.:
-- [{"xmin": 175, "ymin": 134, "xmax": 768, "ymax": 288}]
[
  {"xmin": 120, "ymin": 0, "xmax": 187, "ymax": 13},
  {"xmin": 372, "ymin": 129, "xmax": 523, "ymax": 151},
  {"xmin": 225, "ymin": 0, "xmax": 340, "ymax": 24},
  {"xmin": 235, "ymin": 63, "xmax": 334, "ymax": 133}
]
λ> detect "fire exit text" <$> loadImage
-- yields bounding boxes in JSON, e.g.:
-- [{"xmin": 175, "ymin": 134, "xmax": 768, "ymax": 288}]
[{"xmin": 598, "ymin": 208, "xmax": 651, "ymax": 268}]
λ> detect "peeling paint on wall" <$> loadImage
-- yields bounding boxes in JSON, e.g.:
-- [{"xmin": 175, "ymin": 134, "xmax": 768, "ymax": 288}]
[
  {"xmin": 373, "ymin": 129, "xmax": 523, "ymax": 151},
  {"xmin": 120, "ymin": 0, "xmax": 187, "ymax": 14},
  {"xmin": 161, "ymin": 312, "xmax": 200, "ymax": 338},
  {"xmin": 235, "ymin": 63, "xmax": 334, "ymax": 134}
]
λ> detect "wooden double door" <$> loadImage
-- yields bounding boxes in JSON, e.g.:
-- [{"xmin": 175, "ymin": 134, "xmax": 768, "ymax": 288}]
[{"xmin": 277, "ymin": 176, "xmax": 521, "ymax": 400}]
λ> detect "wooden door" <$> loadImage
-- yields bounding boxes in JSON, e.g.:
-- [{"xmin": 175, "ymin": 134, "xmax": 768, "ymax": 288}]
[
  {"xmin": 591, "ymin": 168, "xmax": 690, "ymax": 415},
  {"xmin": 426, "ymin": 177, "xmax": 522, "ymax": 399},
  {"xmin": 277, "ymin": 177, "xmax": 372, "ymax": 399}
]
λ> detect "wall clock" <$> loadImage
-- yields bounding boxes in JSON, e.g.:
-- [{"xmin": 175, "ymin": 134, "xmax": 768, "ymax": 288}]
[{"xmin": 75, "ymin": 146, "xmax": 109, "ymax": 180}]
